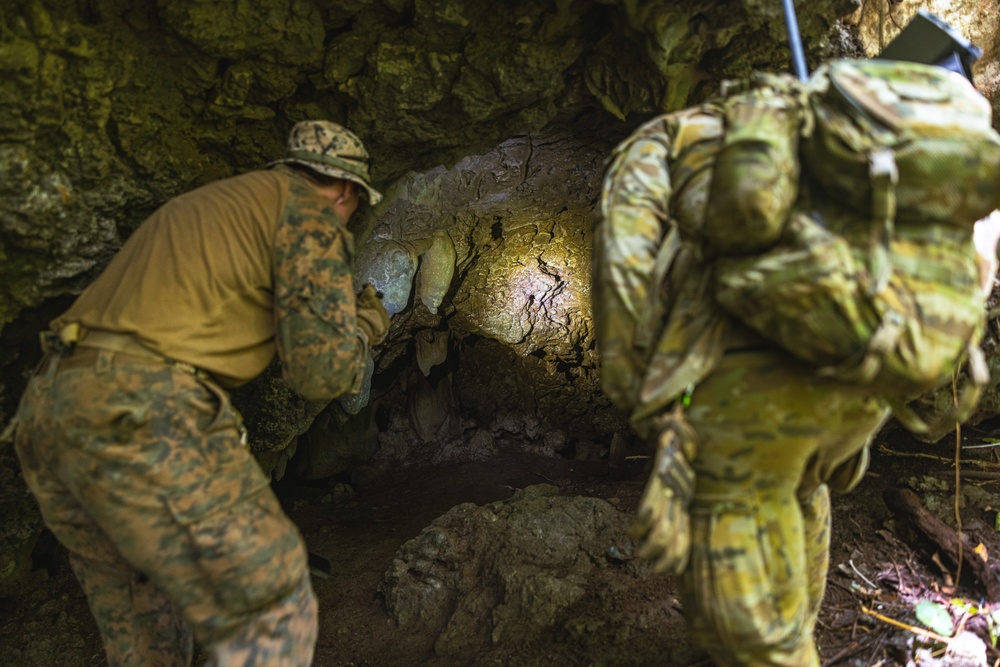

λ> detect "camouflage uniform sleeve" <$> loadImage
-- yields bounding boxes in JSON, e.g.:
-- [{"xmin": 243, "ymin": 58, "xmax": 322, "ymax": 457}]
[
  {"xmin": 592, "ymin": 121, "xmax": 675, "ymax": 413},
  {"xmin": 273, "ymin": 189, "xmax": 367, "ymax": 402}
]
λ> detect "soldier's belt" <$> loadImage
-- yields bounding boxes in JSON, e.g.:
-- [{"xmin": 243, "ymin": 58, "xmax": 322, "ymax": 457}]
[{"xmin": 49, "ymin": 329, "xmax": 203, "ymax": 377}]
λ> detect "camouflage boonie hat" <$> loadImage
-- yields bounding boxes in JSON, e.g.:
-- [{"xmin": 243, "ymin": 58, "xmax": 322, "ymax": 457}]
[{"xmin": 270, "ymin": 120, "xmax": 382, "ymax": 205}]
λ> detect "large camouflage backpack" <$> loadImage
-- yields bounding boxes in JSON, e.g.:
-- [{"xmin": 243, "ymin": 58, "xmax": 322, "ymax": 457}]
[
  {"xmin": 804, "ymin": 60, "xmax": 998, "ymax": 228},
  {"xmin": 708, "ymin": 59, "xmax": 1000, "ymax": 432}
]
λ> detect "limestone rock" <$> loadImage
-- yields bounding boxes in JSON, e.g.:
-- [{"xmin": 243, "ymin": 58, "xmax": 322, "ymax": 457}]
[{"xmin": 379, "ymin": 484, "xmax": 700, "ymax": 663}]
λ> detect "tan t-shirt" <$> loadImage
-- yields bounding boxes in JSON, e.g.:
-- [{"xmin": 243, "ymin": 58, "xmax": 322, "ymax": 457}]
[{"xmin": 53, "ymin": 169, "xmax": 337, "ymax": 387}]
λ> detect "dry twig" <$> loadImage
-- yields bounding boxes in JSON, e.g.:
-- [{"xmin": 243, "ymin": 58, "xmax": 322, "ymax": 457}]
[
  {"xmin": 861, "ymin": 605, "xmax": 952, "ymax": 644},
  {"xmin": 877, "ymin": 444, "xmax": 1000, "ymax": 470}
]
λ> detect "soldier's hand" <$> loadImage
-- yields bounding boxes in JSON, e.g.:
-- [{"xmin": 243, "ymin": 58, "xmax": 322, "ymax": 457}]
[
  {"xmin": 356, "ymin": 283, "xmax": 390, "ymax": 345},
  {"xmin": 629, "ymin": 410, "xmax": 696, "ymax": 575}
]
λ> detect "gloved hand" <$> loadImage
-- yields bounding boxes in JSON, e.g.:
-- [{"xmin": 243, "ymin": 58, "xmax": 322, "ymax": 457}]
[
  {"xmin": 355, "ymin": 283, "xmax": 391, "ymax": 346},
  {"xmin": 629, "ymin": 406, "xmax": 697, "ymax": 575}
]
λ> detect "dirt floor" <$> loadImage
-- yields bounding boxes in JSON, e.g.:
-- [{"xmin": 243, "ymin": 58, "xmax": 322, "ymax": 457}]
[{"xmin": 1, "ymin": 423, "xmax": 999, "ymax": 667}]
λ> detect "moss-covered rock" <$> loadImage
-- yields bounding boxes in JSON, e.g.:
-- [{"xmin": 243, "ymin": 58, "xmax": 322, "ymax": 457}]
[
  {"xmin": 156, "ymin": 0, "xmax": 325, "ymax": 66},
  {"xmin": 379, "ymin": 484, "xmax": 702, "ymax": 664}
]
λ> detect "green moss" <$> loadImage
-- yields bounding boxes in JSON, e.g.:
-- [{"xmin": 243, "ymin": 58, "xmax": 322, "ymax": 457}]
[
  {"xmin": 0, "ymin": 36, "xmax": 40, "ymax": 81},
  {"xmin": 323, "ymin": 32, "xmax": 371, "ymax": 83},
  {"xmin": 157, "ymin": 0, "xmax": 325, "ymax": 66}
]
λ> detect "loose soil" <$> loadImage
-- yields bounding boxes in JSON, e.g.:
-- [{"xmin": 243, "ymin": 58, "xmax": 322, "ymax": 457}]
[{"xmin": 2, "ymin": 424, "xmax": 999, "ymax": 667}]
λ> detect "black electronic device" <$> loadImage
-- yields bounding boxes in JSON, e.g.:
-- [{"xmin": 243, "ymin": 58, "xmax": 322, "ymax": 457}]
[{"xmin": 877, "ymin": 9, "xmax": 982, "ymax": 83}]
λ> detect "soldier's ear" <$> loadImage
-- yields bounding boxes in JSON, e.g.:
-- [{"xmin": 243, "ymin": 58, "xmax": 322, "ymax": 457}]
[{"xmin": 337, "ymin": 180, "xmax": 357, "ymax": 204}]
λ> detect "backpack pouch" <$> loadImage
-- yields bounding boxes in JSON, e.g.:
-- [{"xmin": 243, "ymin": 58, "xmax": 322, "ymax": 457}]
[{"xmin": 714, "ymin": 208, "xmax": 987, "ymax": 403}]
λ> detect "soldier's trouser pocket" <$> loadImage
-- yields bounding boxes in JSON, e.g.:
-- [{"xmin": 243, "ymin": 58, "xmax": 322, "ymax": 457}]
[
  {"xmin": 681, "ymin": 499, "xmax": 818, "ymax": 667},
  {"xmin": 165, "ymin": 474, "xmax": 309, "ymax": 630}
]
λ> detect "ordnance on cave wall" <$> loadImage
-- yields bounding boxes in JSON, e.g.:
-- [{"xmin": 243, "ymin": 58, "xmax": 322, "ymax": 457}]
[
  {"xmin": 339, "ymin": 228, "xmax": 457, "ymax": 414},
  {"xmin": 354, "ymin": 229, "xmax": 457, "ymax": 318}
]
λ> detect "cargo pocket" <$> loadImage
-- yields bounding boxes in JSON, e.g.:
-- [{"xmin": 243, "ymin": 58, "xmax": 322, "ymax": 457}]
[
  {"xmin": 686, "ymin": 504, "xmax": 788, "ymax": 653},
  {"xmin": 183, "ymin": 374, "xmax": 249, "ymax": 464},
  {"xmin": 165, "ymin": 474, "xmax": 308, "ymax": 617}
]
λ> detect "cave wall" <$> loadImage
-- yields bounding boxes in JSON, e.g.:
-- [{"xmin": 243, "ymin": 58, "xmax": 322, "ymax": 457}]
[
  {"xmin": 3, "ymin": 0, "xmax": 1000, "ymax": 590},
  {"xmin": 2, "ymin": 0, "xmax": 1000, "ymax": 478},
  {"xmin": 0, "ymin": 0, "xmax": 864, "ymax": 442},
  {"xmin": 0, "ymin": 0, "xmax": 869, "ymax": 594},
  {"xmin": 0, "ymin": 0, "xmax": 859, "ymax": 339},
  {"xmin": 3, "ymin": 1, "xmax": 1000, "ymax": 466}
]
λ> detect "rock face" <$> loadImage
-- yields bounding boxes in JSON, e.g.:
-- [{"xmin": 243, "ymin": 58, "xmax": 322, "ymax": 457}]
[
  {"xmin": 379, "ymin": 484, "xmax": 702, "ymax": 664},
  {"xmin": 2, "ymin": 0, "xmax": 999, "ymax": 596},
  {"xmin": 0, "ymin": 0, "xmax": 860, "ymax": 339}
]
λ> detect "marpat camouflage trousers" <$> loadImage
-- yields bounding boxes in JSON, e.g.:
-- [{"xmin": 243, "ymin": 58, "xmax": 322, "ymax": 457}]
[
  {"xmin": 12, "ymin": 349, "xmax": 316, "ymax": 666},
  {"xmin": 679, "ymin": 348, "xmax": 889, "ymax": 667}
]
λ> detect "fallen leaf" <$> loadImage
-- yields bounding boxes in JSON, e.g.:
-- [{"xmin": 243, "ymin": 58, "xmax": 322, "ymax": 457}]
[{"xmin": 914, "ymin": 600, "xmax": 954, "ymax": 637}]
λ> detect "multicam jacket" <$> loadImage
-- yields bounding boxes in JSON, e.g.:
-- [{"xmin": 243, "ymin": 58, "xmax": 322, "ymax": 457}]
[
  {"xmin": 52, "ymin": 165, "xmax": 366, "ymax": 400},
  {"xmin": 593, "ymin": 109, "xmax": 734, "ymax": 434}
]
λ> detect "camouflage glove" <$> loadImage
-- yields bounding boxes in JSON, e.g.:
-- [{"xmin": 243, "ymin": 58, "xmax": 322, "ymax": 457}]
[
  {"xmin": 629, "ymin": 406, "xmax": 697, "ymax": 575},
  {"xmin": 356, "ymin": 283, "xmax": 391, "ymax": 346}
]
